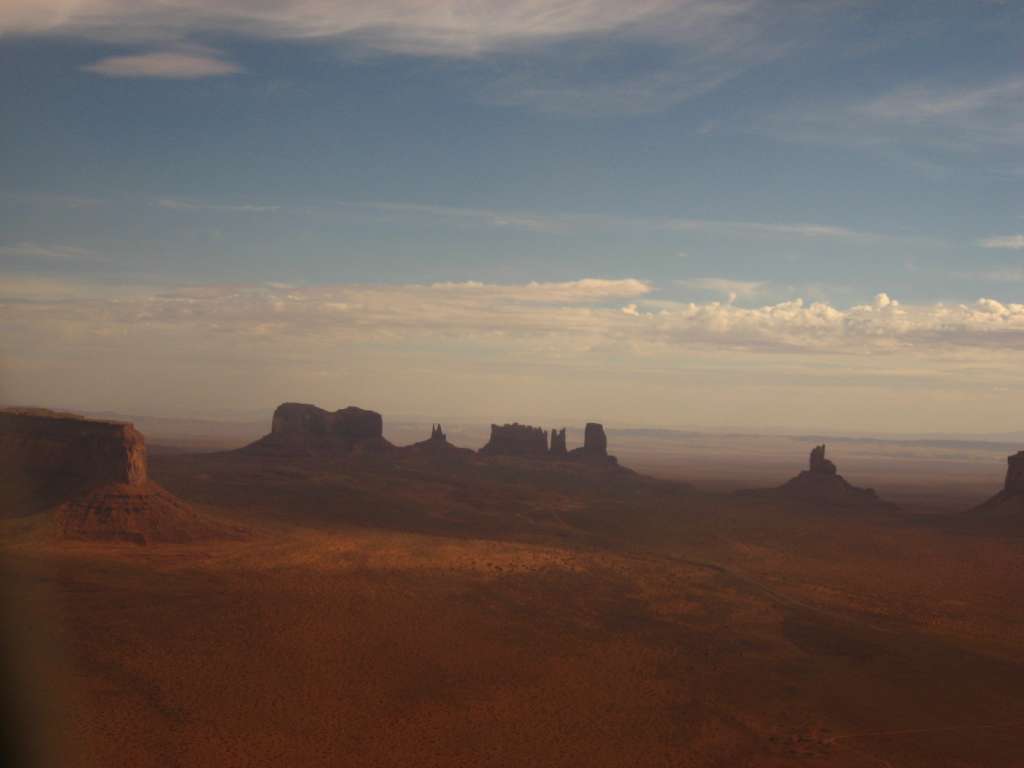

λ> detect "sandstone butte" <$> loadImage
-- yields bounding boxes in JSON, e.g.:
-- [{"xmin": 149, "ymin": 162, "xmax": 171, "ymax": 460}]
[{"xmin": 0, "ymin": 407, "xmax": 226, "ymax": 543}]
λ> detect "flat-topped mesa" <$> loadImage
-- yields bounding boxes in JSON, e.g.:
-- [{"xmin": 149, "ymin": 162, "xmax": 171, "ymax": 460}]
[
  {"xmin": 549, "ymin": 428, "xmax": 567, "ymax": 457},
  {"xmin": 0, "ymin": 408, "xmax": 147, "ymax": 488},
  {"xmin": 567, "ymin": 422, "xmax": 618, "ymax": 465},
  {"xmin": 479, "ymin": 423, "xmax": 549, "ymax": 457},
  {"xmin": 244, "ymin": 402, "xmax": 391, "ymax": 455},
  {"xmin": 271, "ymin": 402, "xmax": 383, "ymax": 441}
]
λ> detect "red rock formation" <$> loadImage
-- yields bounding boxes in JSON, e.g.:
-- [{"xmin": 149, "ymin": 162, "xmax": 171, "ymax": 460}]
[
  {"xmin": 479, "ymin": 423, "xmax": 549, "ymax": 457},
  {"xmin": 549, "ymin": 428, "xmax": 567, "ymax": 457},
  {"xmin": 243, "ymin": 403, "xmax": 391, "ymax": 455},
  {"xmin": 54, "ymin": 482, "xmax": 226, "ymax": 544},
  {"xmin": 0, "ymin": 408, "xmax": 225, "ymax": 542},
  {"xmin": 0, "ymin": 409, "xmax": 147, "ymax": 488}
]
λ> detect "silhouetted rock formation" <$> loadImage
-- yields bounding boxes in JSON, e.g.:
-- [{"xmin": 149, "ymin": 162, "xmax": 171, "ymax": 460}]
[
  {"xmin": 970, "ymin": 451, "xmax": 1024, "ymax": 519},
  {"xmin": 0, "ymin": 408, "xmax": 224, "ymax": 542},
  {"xmin": 739, "ymin": 444, "xmax": 887, "ymax": 508},
  {"xmin": 549, "ymin": 428, "xmax": 567, "ymax": 457},
  {"xmin": 809, "ymin": 444, "xmax": 837, "ymax": 475},
  {"xmin": 405, "ymin": 423, "xmax": 473, "ymax": 458},
  {"xmin": 567, "ymin": 422, "xmax": 618, "ymax": 465},
  {"xmin": 479, "ymin": 423, "xmax": 549, "ymax": 457},
  {"xmin": 1007, "ymin": 451, "xmax": 1024, "ymax": 494},
  {"xmin": 242, "ymin": 402, "xmax": 392, "ymax": 455}
]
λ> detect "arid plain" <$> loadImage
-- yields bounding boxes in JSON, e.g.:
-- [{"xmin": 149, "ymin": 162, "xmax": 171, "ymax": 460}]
[{"xmin": 3, "ymin": 413, "xmax": 1024, "ymax": 768}]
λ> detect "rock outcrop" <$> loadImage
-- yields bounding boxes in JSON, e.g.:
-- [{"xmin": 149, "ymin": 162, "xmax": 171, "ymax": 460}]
[
  {"xmin": 479, "ymin": 423, "xmax": 549, "ymax": 457},
  {"xmin": 567, "ymin": 422, "xmax": 618, "ymax": 465},
  {"xmin": 739, "ymin": 444, "xmax": 887, "ymax": 508},
  {"xmin": 809, "ymin": 444, "xmax": 837, "ymax": 475},
  {"xmin": 549, "ymin": 428, "xmax": 567, "ymax": 457},
  {"xmin": 970, "ymin": 451, "xmax": 1024, "ymax": 519},
  {"xmin": 242, "ymin": 403, "xmax": 392, "ymax": 455},
  {"xmin": 405, "ymin": 423, "xmax": 473, "ymax": 458},
  {"xmin": 54, "ymin": 482, "xmax": 224, "ymax": 544},
  {"xmin": 0, "ymin": 408, "xmax": 223, "ymax": 542},
  {"xmin": 0, "ymin": 408, "xmax": 147, "ymax": 490}
]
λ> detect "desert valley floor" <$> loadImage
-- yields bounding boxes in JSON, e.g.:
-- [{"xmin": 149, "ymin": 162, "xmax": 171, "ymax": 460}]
[{"xmin": 3, "ymin": 442, "xmax": 1024, "ymax": 767}]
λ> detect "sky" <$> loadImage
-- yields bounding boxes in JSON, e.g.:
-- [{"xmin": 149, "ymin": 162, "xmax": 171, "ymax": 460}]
[{"xmin": 1, "ymin": 0, "xmax": 1023, "ymax": 434}]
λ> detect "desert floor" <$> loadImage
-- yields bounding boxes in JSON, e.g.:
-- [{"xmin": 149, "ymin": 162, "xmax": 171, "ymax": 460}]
[{"xmin": 3, "ymin": 448, "xmax": 1024, "ymax": 767}]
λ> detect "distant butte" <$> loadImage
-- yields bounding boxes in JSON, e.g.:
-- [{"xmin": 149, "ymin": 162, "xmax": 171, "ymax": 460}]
[
  {"xmin": 969, "ymin": 450, "xmax": 1024, "ymax": 519},
  {"xmin": 739, "ymin": 444, "xmax": 890, "ymax": 508},
  {"xmin": 241, "ymin": 402, "xmax": 393, "ymax": 456},
  {"xmin": 479, "ymin": 423, "xmax": 549, "ymax": 457}
]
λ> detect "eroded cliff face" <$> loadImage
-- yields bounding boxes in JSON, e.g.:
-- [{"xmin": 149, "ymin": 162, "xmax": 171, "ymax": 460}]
[{"xmin": 0, "ymin": 409, "xmax": 147, "ymax": 488}]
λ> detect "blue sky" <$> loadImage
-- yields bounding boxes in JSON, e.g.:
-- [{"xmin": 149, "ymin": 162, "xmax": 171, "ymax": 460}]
[{"xmin": 2, "ymin": 1, "xmax": 1023, "ymax": 432}]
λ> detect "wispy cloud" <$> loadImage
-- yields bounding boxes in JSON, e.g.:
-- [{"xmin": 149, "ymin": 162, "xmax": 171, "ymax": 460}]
[
  {"xmin": 2, "ymin": 1, "xmax": 802, "ymax": 113},
  {"xmin": 337, "ymin": 200, "xmax": 878, "ymax": 241},
  {"xmin": 676, "ymin": 277, "xmax": 765, "ymax": 302},
  {"xmin": 157, "ymin": 198, "xmax": 279, "ymax": 213},
  {"xmin": 0, "ymin": 242, "xmax": 109, "ymax": 263},
  {"xmin": 3, "ymin": 1, "xmax": 752, "ymax": 57},
  {"xmin": 82, "ymin": 50, "xmax": 242, "ymax": 78},
  {"xmin": 338, "ymin": 201, "xmax": 568, "ymax": 233},
  {"xmin": 772, "ymin": 77, "xmax": 1024, "ymax": 152},
  {"xmin": 979, "ymin": 234, "xmax": 1024, "ymax": 250}
]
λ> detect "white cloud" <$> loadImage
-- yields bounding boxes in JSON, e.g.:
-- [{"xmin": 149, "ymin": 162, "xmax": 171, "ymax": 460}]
[
  {"xmin": 81, "ymin": 50, "xmax": 241, "ymax": 78},
  {"xmin": 979, "ymin": 234, "xmax": 1024, "ymax": 250}
]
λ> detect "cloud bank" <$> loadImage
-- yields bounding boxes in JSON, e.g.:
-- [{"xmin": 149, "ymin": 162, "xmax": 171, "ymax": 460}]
[{"xmin": 4, "ymin": 278, "xmax": 1024, "ymax": 356}]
